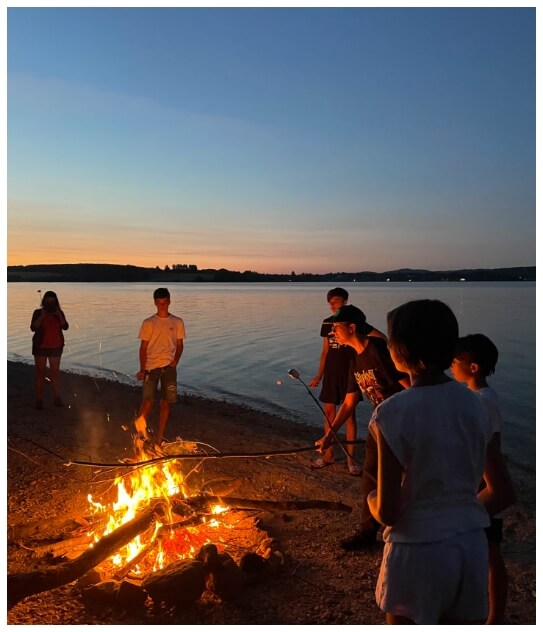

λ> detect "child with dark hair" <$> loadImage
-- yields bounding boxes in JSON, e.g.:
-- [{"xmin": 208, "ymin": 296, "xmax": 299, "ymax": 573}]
[
  {"xmin": 309, "ymin": 288, "xmax": 385, "ymax": 474},
  {"xmin": 366, "ymin": 299, "xmax": 512, "ymax": 624},
  {"xmin": 451, "ymin": 333, "xmax": 515, "ymax": 624},
  {"xmin": 314, "ymin": 304, "xmax": 409, "ymax": 549},
  {"xmin": 136, "ymin": 287, "xmax": 186, "ymax": 444}
]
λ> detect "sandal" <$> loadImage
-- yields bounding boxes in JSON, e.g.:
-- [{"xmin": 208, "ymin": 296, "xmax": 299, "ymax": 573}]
[
  {"xmin": 310, "ymin": 458, "xmax": 335, "ymax": 470},
  {"xmin": 348, "ymin": 464, "xmax": 362, "ymax": 476}
]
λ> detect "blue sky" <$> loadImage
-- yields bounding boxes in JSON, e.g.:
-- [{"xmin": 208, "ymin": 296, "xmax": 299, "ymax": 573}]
[{"xmin": 7, "ymin": 7, "xmax": 536, "ymax": 273}]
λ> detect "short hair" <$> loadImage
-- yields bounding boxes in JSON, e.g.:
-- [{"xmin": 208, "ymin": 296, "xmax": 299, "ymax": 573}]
[
  {"xmin": 327, "ymin": 287, "xmax": 349, "ymax": 302},
  {"xmin": 387, "ymin": 299, "xmax": 458, "ymax": 372},
  {"xmin": 153, "ymin": 287, "xmax": 170, "ymax": 299},
  {"xmin": 455, "ymin": 334, "xmax": 499, "ymax": 376}
]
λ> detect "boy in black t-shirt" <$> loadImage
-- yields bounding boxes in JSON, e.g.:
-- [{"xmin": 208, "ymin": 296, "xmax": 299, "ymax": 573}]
[
  {"xmin": 315, "ymin": 304, "xmax": 410, "ymax": 549},
  {"xmin": 309, "ymin": 288, "xmax": 384, "ymax": 474}
]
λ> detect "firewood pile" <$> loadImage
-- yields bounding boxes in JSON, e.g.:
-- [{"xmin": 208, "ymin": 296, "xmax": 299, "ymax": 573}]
[{"xmin": 8, "ymin": 475, "xmax": 351, "ymax": 612}]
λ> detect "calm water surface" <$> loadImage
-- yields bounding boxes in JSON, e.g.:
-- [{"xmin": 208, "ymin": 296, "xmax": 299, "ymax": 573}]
[{"xmin": 7, "ymin": 282, "xmax": 535, "ymax": 471}]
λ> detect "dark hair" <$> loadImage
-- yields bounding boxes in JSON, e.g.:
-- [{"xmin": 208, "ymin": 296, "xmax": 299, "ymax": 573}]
[
  {"xmin": 455, "ymin": 334, "xmax": 498, "ymax": 376},
  {"xmin": 328, "ymin": 304, "xmax": 368, "ymax": 334},
  {"xmin": 327, "ymin": 287, "xmax": 349, "ymax": 302},
  {"xmin": 41, "ymin": 291, "xmax": 61, "ymax": 310},
  {"xmin": 387, "ymin": 299, "xmax": 458, "ymax": 372},
  {"xmin": 153, "ymin": 287, "xmax": 170, "ymax": 299}
]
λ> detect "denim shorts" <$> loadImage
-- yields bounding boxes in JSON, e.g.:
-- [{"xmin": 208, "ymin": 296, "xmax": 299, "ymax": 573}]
[{"xmin": 142, "ymin": 365, "xmax": 177, "ymax": 404}]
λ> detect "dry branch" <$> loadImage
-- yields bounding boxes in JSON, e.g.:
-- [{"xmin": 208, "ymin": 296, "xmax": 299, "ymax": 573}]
[
  {"xmin": 8, "ymin": 513, "xmax": 102, "ymax": 543},
  {"xmin": 193, "ymin": 495, "xmax": 352, "ymax": 513}
]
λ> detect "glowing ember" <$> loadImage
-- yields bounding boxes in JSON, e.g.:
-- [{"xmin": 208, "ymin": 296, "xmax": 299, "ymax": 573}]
[{"xmin": 86, "ymin": 417, "xmax": 230, "ymax": 576}]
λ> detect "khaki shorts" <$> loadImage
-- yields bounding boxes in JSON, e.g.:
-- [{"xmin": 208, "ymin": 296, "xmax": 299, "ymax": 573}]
[
  {"xmin": 376, "ymin": 529, "xmax": 489, "ymax": 624},
  {"xmin": 142, "ymin": 366, "xmax": 177, "ymax": 404}
]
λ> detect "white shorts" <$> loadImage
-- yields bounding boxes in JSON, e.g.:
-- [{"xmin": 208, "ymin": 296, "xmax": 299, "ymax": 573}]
[{"xmin": 376, "ymin": 529, "xmax": 489, "ymax": 624}]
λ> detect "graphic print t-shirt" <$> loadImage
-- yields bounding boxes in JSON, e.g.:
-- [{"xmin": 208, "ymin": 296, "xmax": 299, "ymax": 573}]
[{"xmin": 346, "ymin": 337, "xmax": 407, "ymax": 408}]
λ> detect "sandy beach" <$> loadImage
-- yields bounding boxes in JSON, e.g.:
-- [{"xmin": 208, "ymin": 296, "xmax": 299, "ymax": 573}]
[{"xmin": 6, "ymin": 360, "xmax": 536, "ymax": 625}]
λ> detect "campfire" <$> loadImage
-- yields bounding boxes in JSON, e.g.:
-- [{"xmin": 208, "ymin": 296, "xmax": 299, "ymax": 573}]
[
  {"xmin": 85, "ymin": 416, "xmax": 233, "ymax": 579},
  {"xmin": 8, "ymin": 416, "xmax": 353, "ymax": 611}
]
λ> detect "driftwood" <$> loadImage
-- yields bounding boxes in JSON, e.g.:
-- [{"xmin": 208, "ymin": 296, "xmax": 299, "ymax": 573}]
[
  {"xmin": 8, "ymin": 501, "xmax": 166, "ymax": 610},
  {"xmin": 8, "ymin": 513, "xmax": 101, "ymax": 543},
  {"xmin": 21, "ymin": 534, "xmax": 95, "ymax": 559},
  {"xmin": 188, "ymin": 495, "xmax": 352, "ymax": 514}
]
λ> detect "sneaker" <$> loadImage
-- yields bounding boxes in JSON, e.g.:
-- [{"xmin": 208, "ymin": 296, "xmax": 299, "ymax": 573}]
[
  {"xmin": 310, "ymin": 458, "xmax": 335, "ymax": 470},
  {"xmin": 35, "ymin": 400, "xmax": 44, "ymax": 410},
  {"xmin": 340, "ymin": 527, "xmax": 379, "ymax": 550},
  {"xmin": 348, "ymin": 464, "xmax": 362, "ymax": 476}
]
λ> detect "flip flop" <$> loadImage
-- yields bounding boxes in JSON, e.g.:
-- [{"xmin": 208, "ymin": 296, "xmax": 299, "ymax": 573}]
[{"xmin": 310, "ymin": 458, "xmax": 335, "ymax": 470}]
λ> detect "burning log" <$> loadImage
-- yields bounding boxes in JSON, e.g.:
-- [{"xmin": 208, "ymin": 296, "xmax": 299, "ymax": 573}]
[
  {"xmin": 112, "ymin": 514, "xmax": 202, "ymax": 581},
  {"xmin": 8, "ymin": 500, "xmax": 167, "ymax": 610},
  {"xmin": 189, "ymin": 495, "xmax": 352, "ymax": 514}
]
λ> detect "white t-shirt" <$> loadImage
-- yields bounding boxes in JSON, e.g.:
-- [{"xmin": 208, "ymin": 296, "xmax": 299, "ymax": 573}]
[
  {"xmin": 138, "ymin": 313, "xmax": 186, "ymax": 370},
  {"xmin": 477, "ymin": 386, "xmax": 502, "ymax": 436},
  {"xmin": 370, "ymin": 380, "xmax": 492, "ymax": 544}
]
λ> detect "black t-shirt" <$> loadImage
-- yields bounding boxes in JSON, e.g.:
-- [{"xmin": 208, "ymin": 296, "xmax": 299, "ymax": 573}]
[{"xmin": 347, "ymin": 337, "xmax": 407, "ymax": 408}]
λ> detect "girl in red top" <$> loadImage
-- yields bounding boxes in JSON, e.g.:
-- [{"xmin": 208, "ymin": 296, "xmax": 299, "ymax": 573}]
[{"xmin": 30, "ymin": 291, "xmax": 69, "ymax": 409}]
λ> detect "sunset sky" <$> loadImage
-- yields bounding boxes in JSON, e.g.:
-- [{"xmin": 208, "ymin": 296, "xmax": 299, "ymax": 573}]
[{"xmin": 7, "ymin": 7, "xmax": 536, "ymax": 274}]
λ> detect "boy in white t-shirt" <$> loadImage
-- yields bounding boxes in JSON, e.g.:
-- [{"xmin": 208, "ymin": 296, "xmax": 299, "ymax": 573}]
[
  {"xmin": 367, "ymin": 300, "xmax": 512, "ymax": 624},
  {"xmin": 136, "ymin": 287, "xmax": 186, "ymax": 444},
  {"xmin": 451, "ymin": 334, "xmax": 516, "ymax": 624}
]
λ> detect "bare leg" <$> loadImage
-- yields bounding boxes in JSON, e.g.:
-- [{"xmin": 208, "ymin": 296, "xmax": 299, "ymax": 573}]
[
  {"xmin": 322, "ymin": 402, "xmax": 336, "ymax": 463},
  {"xmin": 345, "ymin": 411, "xmax": 357, "ymax": 469},
  {"xmin": 156, "ymin": 400, "xmax": 170, "ymax": 444},
  {"xmin": 487, "ymin": 542, "xmax": 507, "ymax": 624},
  {"xmin": 139, "ymin": 399, "xmax": 154, "ymax": 422},
  {"xmin": 48, "ymin": 356, "xmax": 62, "ymax": 400},
  {"xmin": 359, "ymin": 430, "xmax": 379, "ymax": 530},
  {"xmin": 34, "ymin": 356, "xmax": 47, "ymax": 402}
]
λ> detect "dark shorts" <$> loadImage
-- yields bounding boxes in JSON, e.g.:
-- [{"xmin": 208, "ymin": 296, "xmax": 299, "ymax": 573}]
[
  {"xmin": 33, "ymin": 347, "xmax": 63, "ymax": 358},
  {"xmin": 142, "ymin": 366, "xmax": 178, "ymax": 404},
  {"xmin": 484, "ymin": 518, "xmax": 503, "ymax": 544}
]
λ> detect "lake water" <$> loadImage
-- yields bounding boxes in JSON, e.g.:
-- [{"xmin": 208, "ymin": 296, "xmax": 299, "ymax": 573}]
[{"xmin": 7, "ymin": 281, "xmax": 536, "ymax": 472}]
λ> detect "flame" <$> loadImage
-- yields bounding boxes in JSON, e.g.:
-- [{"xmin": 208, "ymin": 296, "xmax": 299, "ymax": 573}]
[{"xmin": 87, "ymin": 418, "xmax": 229, "ymax": 576}]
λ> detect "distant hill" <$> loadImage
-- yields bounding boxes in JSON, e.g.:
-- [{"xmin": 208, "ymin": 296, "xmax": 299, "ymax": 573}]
[{"xmin": 6, "ymin": 263, "xmax": 535, "ymax": 283}]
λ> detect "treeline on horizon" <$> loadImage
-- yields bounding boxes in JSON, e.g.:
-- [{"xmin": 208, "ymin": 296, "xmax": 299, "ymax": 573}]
[{"xmin": 7, "ymin": 263, "xmax": 535, "ymax": 283}]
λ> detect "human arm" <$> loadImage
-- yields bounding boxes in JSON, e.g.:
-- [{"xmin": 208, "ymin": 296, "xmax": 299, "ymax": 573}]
[
  {"xmin": 478, "ymin": 432, "xmax": 516, "ymax": 516},
  {"xmin": 30, "ymin": 309, "xmax": 44, "ymax": 331},
  {"xmin": 57, "ymin": 310, "xmax": 69, "ymax": 330},
  {"xmin": 309, "ymin": 337, "xmax": 329, "ymax": 387},
  {"xmin": 170, "ymin": 339, "xmax": 184, "ymax": 367},
  {"xmin": 367, "ymin": 422, "xmax": 403, "ymax": 526},
  {"xmin": 137, "ymin": 340, "xmax": 149, "ymax": 381},
  {"xmin": 315, "ymin": 390, "xmax": 360, "ymax": 452}
]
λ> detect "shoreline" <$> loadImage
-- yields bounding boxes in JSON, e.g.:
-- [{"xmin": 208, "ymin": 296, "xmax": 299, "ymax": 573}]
[{"xmin": 7, "ymin": 360, "xmax": 536, "ymax": 624}]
